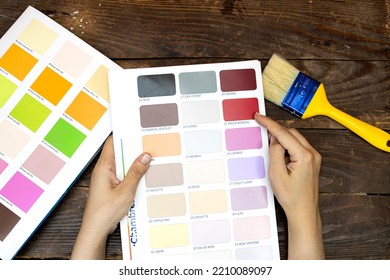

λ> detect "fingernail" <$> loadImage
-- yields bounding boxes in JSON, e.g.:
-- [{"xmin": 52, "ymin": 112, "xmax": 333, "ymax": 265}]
[{"xmin": 140, "ymin": 154, "xmax": 152, "ymax": 165}]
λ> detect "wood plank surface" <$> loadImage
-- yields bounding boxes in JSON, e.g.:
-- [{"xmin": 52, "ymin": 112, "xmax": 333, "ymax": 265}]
[
  {"xmin": 0, "ymin": 0, "xmax": 389, "ymax": 260},
  {"xmin": 0, "ymin": 0, "xmax": 388, "ymax": 60},
  {"xmin": 15, "ymin": 186, "xmax": 390, "ymax": 260}
]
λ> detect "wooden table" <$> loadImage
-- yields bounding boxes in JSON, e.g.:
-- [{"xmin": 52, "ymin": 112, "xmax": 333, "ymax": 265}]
[{"xmin": 1, "ymin": 0, "xmax": 388, "ymax": 260}]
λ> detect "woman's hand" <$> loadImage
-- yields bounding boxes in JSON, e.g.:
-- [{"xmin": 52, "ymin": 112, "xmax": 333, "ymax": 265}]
[
  {"xmin": 255, "ymin": 113, "xmax": 325, "ymax": 260},
  {"xmin": 71, "ymin": 135, "xmax": 151, "ymax": 259}
]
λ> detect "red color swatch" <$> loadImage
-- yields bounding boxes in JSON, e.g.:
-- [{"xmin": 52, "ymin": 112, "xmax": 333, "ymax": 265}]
[
  {"xmin": 222, "ymin": 98, "xmax": 259, "ymax": 121},
  {"xmin": 220, "ymin": 69, "xmax": 257, "ymax": 92}
]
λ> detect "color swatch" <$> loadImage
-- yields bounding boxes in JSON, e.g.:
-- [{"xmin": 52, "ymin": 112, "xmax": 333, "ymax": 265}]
[
  {"xmin": 22, "ymin": 145, "xmax": 66, "ymax": 184},
  {"xmin": 0, "ymin": 172, "xmax": 44, "ymax": 213},
  {"xmin": 0, "ymin": 204, "xmax": 20, "ymax": 241},
  {"xmin": 0, "ymin": 43, "xmax": 38, "ymax": 81},
  {"xmin": 85, "ymin": 65, "xmax": 110, "ymax": 102},
  {"xmin": 0, "ymin": 6, "xmax": 120, "ymax": 259},
  {"xmin": 0, "ymin": 158, "xmax": 8, "ymax": 175},
  {"xmin": 109, "ymin": 60, "xmax": 279, "ymax": 260},
  {"xmin": 31, "ymin": 67, "xmax": 72, "ymax": 106},
  {"xmin": 44, "ymin": 118, "xmax": 87, "ymax": 157},
  {"xmin": 51, "ymin": 41, "xmax": 92, "ymax": 79},
  {"xmin": 18, "ymin": 18, "xmax": 57, "ymax": 55},
  {"xmin": 10, "ymin": 94, "xmax": 51, "ymax": 132},
  {"xmin": 0, "ymin": 75, "xmax": 17, "ymax": 108},
  {"xmin": 0, "ymin": 120, "xmax": 31, "ymax": 159},
  {"xmin": 65, "ymin": 91, "xmax": 107, "ymax": 130}
]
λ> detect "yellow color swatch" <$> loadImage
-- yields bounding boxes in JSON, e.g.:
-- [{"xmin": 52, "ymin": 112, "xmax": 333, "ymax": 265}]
[
  {"xmin": 86, "ymin": 65, "xmax": 110, "ymax": 102},
  {"xmin": 18, "ymin": 19, "xmax": 57, "ymax": 55},
  {"xmin": 0, "ymin": 44, "xmax": 38, "ymax": 81},
  {"xmin": 31, "ymin": 67, "xmax": 72, "ymax": 105},
  {"xmin": 66, "ymin": 91, "xmax": 107, "ymax": 130},
  {"xmin": 142, "ymin": 133, "xmax": 181, "ymax": 157},
  {"xmin": 149, "ymin": 224, "xmax": 189, "ymax": 249},
  {"xmin": 147, "ymin": 193, "xmax": 186, "ymax": 218}
]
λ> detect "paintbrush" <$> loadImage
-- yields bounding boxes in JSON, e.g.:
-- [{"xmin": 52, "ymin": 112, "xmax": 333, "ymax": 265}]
[{"xmin": 262, "ymin": 53, "xmax": 390, "ymax": 153}]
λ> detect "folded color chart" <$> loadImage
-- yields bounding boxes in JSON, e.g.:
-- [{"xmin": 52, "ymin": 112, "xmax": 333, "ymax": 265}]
[
  {"xmin": 109, "ymin": 60, "xmax": 280, "ymax": 260},
  {"xmin": 0, "ymin": 6, "xmax": 120, "ymax": 259}
]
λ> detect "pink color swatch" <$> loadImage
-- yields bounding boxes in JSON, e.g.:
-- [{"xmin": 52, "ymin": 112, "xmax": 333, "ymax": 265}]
[
  {"xmin": 225, "ymin": 127, "xmax": 262, "ymax": 151},
  {"xmin": 233, "ymin": 216, "xmax": 270, "ymax": 241},
  {"xmin": 0, "ymin": 172, "xmax": 44, "ymax": 212},
  {"xmin": 22, "ymin": 145, "xmax": 65, "ymax": 184},
  {"xmin": 0, "ymin": 158, "xmax": 8, "ymax": 174}
]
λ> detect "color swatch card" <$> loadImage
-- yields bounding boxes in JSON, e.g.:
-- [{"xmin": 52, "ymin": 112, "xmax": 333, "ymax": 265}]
[
  {"xmin": 0, "ymin": 6, "xmax": 120, "ymax": 259},
  {"xmin": 109, "ymin": 60, "xmax": 280, "ymax": 260}
]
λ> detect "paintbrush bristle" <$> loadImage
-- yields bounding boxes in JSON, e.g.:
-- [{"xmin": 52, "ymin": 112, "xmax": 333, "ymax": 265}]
[{"xmin": 262, "ymin": 54, "xmax": 300, "ymax": 106}]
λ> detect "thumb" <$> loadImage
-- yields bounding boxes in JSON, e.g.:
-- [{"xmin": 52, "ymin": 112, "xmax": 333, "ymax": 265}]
[{"xmin": 121, "ymin": 153, "xmax": 152, "ymax": 195}]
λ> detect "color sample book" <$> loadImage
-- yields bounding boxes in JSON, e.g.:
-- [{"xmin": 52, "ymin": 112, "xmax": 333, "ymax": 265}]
[
  {"xmin": 109, "ymin": 61, "xmax": 280, "ymax": 260},
  {"xmin": 0, "ymin": 6, "xmax": 120, "ymax": 259}
]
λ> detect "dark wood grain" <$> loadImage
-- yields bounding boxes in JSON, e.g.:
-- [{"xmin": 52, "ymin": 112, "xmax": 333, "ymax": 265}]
[
  {"xmin": 0, "ymin": 1, "xmax": 389, "ymax": 60},
  {"xmin": 15, "ymin": 186, "xmax": 390, "ymax": 260},
  {"xmin": 321, "ymin": 194, "xmax": 390, "ymax": 260},
  {"xmin": 1, "ymin": 0, "xmax": 389, "ymax": 260}
]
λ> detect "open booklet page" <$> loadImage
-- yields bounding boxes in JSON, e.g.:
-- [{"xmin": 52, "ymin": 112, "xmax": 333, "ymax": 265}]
[{"xmin": 109, "ymin": 60, "xmax": 279, "ymax": 260}]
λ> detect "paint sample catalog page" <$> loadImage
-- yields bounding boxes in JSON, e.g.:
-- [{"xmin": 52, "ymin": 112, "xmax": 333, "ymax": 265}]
[
  {"xmin": 0, "ymin": 6, "xmax": 120, "ymax": 259},
  {"xmin": 109, "ymin": 60, "xmax": 280, "ymax": 260}
]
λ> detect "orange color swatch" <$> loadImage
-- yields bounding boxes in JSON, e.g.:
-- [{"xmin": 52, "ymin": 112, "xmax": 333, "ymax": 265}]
[
  {"xmin": 142, "ymin": 133, "xmax": 181, "ymax": 157},
  {"xmin": 0, "ymin": 44, "xmax": 38, "ymax": 81},
  {"xmin": 31, "ymin": 67, "xmax": 72, "ymax": 105},
  {"xmin": 86, "ymin": 65, "xmax": 110, "ymax": 102},
  {"xmin": 66, "ymin": 91, "xmax": 107, "ymax": 130}
]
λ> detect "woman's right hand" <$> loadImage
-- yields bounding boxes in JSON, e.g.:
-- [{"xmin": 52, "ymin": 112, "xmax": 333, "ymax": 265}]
[{"xmin": 255, "ymin": 113, "xmax": 325, "ymax": 260}]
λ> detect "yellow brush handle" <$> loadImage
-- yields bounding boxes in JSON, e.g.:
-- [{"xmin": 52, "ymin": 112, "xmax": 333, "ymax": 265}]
[{"xmin": 303, "ymin": 84, "xmax": 390, "ymax": 153}]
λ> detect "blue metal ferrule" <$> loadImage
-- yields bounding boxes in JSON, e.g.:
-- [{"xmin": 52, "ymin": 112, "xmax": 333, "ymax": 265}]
[{"xmin": 281, "ymin": 72, "xmax": 320, "ymax": 118}]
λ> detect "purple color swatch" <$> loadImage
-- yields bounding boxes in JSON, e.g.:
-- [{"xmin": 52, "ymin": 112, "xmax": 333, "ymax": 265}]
[
  {"xmin": 225, "ymin": 127, "xmax": 262, "ymax": 151},
  {"xmin": 0, "ymin": 172, "xmax": 44, "ymax": 212},
  {"xmin": 228, "ymin": 156, "xmax": 265, "ymax": 181},
  {"xmin": 230, "ymin": 186, "xmax": 268, "ymax": 211},
  {"xmin": 191, "ymin": 219, "xmax": 231, "ymax": 245},
  {"xmin": 235, "ymin": 246, "xmax": 273, "ymax": 260}
]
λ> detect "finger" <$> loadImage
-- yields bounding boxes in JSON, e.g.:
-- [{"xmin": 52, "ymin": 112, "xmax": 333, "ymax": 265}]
[
  {"xmin": 92, "ymin": 135, "xmax": 121, "ymax": 186},
  {"xmin": 287, "ymin": 128, "xmax": 315, "ymax": 151},
  {"xmin": 269, "ymin": 135, "xmax": 289, "ymax": 176},
  {"xmin": 97, "ymin": 135, "xmax": 116, "ymax": 167},
  {"xmin": 268, "ymin": 135, "xmax": 289, "ymax": 197},
  {"xmin": 287, "ymin": 128, "xmax": 322, "ymax": 166},
  {"xmin": 255, "ymin": 113, "xmax": 306, "ymax": 161},
  {"xmin": 269, "ymin": 132, "xmax": 290, "ymax": 164},
  {"xmin": 121, "ymin": 153, "xmax": 152, "ymax": 195}
]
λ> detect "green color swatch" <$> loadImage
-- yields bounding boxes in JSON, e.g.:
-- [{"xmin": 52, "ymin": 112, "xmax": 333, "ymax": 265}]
[
  {"xmin": 44, "ymin": 118, "xmax": 86, "ymax": 157},
  {"xmin": 10, "ymin": 94, "xmax": 51, "ymax": 132},
  {"xmin": 0, "ymin": 75, "xmax": 18, "ymax": 108}
]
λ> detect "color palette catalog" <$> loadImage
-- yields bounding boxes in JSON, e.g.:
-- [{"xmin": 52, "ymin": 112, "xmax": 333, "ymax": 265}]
[
  {"xmin": 109, "ymin": 60, "xmax": 280, "ymax": 260},
  {"xmin": 0, "ymin": 6, "xmax": 120, "ymax": 259}
]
